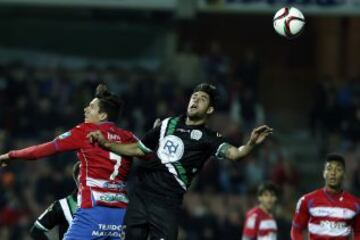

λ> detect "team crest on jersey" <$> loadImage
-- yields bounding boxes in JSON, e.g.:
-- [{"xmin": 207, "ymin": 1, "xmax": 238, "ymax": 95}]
[
  {"xmin": 157, "ymin": 135, "xmax": 184, "ymax": 164},
  {"xmin": 190, "ymin": 130, "xmax": 202, "ymax": 140},
  {"xmin": 58, "ymin": 131, "xmax": 71, "ymax": 140}
]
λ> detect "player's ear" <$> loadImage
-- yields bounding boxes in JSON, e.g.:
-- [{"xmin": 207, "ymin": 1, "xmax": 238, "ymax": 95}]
[
  {"xmin": 206, "ymin": 106, "xmax": 214, "ymax": 115},
  {"xmin": 99, "ymin": 112, "xmax": 108, "ymax": 121}
]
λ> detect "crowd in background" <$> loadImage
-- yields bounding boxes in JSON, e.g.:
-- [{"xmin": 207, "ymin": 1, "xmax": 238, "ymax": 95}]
[{"xmin": 0, "ymin": 41, "xmax": 359, "ymax": 239}]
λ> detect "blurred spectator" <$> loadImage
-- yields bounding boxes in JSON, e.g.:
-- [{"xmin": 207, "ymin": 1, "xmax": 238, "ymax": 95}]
[{"xmin": 235, "ymin": 48, "xmax": 261, "ymax": 96}]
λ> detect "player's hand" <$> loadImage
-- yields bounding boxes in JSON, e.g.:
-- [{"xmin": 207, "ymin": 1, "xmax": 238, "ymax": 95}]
[
  {"xmin": 87, "ymin": 130, "xmax": 107, "ymax": 146},
  {"xmin": 248, "ymin": 125, "xmax": 273, "ymax": 146},
  {"xmin": 0, "ymin": 153, "xmax": 10, "ymax": 167}
]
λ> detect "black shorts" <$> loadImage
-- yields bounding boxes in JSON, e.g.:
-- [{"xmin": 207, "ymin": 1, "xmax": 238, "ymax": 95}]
[{"xmin": 124, "ymin": 187, "xmax": 182, "ymax": 240}]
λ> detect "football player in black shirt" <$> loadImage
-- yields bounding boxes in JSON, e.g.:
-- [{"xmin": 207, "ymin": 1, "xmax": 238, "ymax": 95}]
[
  {"xmin": 30, "ymin": 162, "xmax": 79, "ymax": 240},
  {"xmin": 88, "ymin": 83, "xmax": 272, "ymax": 240}
]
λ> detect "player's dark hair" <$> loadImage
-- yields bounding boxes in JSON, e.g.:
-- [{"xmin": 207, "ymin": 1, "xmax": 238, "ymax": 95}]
[
  {"xmin": 72, "ymin": 162, "xmax": 80, "ymax": 184},
  {"xmin": 192, "ymin": 83, "xmax": 219, "ymax": 108},
  {"xmin": 326, "ymin": 153, "xmax": 346, "ymax": 169},
  {"xmin": 257, "ymin": 182, "xmax": 279, "ymax": 197},
  {"xmin": 95, "ymin": 84, "xmax": 123, "ymax": 122}
]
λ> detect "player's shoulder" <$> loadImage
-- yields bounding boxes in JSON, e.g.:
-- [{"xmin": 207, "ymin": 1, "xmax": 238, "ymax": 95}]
[
  {"xmin": 246, "ymin": 207, "xmax": 262, "ymax": 217},
  {"xmin": 304, "ymin": 188, "xmax": 323, "ymax": 199},
  {"xmin": 295, "ymin": 188, "xmax": 321, "ymax": 206},
  {"xmin": 73, "ymin": 122, "xmax": 94, "ymax": 131},
  {"xmin": 343, "ymin": 191, "xmax": 360, "ymax": 203},
  {"xmin": 203, "ymin": 127, "xmax": 223, "ymax": 139},
  {"xmin": 113, "ymin": 127, "xmax": 133, "ymax": 135}
]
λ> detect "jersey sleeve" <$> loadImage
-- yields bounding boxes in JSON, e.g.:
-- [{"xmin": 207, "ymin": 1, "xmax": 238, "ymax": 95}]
[
  {"xmin": 122, "ymin": 130, "xmax": 138, "ymax": 144},
  {"xmin": 9, "ymin": 142, "xmax": 58, "ymax": 160},
  {"xmin": 138, "ymin": 126, "xmax": 160, "ymax": 153},
  {"xmin": 32, "ymin": 200, "xmax": 66, "ymax": 233},
  {"xmin": 53, "ymin": 124, "xmax": 87, "ymax": 152},
  {"xmin": 209, "ymin": 133, "xmax": 229, "ymax": 159},
  {"xmin": 292, "ymin": 195, "xmax": 310, "ymax": 231},
  {"xmin": 242, "ymin": 212, "xmax": 260, "ymax": 238},
  {"xmin": 352, "ymin": 201, "xmax": 360, "ymax": 238}
]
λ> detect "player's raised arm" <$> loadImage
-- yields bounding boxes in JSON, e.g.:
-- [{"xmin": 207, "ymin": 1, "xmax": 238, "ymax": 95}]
[
  {"xmin": 0, "ymin": 141, "xmax": 59, "ymax": 167},
  {"xmin": 87, "ymin": 130, "xmax": 145, "ymax": 157},
  {"xmin": 221, "ymin": 125, "xmax": 272, "ymax": 161}
]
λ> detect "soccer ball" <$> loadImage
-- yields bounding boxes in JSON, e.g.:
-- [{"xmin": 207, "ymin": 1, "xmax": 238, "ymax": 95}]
[{"xmin": 273, "ymin": 7, "xmax": 305, "ymax": 39}]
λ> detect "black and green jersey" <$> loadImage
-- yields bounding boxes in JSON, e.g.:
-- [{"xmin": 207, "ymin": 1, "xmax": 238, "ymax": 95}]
[
  {"xmin": 137, "ymin": 115, "xmax": 229, "ymax": 200},
  {"xmin": 30, "ymin": 191, "xmax": 78, "ymax": 240}
]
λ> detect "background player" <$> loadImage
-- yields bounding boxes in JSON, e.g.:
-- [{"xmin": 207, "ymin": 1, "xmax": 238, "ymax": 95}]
[
  {"xmin": 242, "ymin": 182, "xmax": 279, "ymax": 240},
  {"xmin": 0, "ymin": 84, "xmax": 136, "ymax": 240},
  {"xmin": 30, "ymin": 162, "xmax": 79, "ymax": 240},
  {"xmin": 291, "ymin": 153, "xmax": 360, "ymax": 239},
  {"xmin": 88, "ymin": 83, "xmax": 273, "ymax": 240}
]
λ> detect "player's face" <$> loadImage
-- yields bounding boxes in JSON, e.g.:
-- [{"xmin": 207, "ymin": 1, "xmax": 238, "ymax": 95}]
[
  {"xmin": 187, "ymin": 91, "xmax": 214, "ymax": 120},
  {"xmin": 258, "ymin": 191, "xmax": 277, "ymax": 212},
  {"xmin": 84, "ymin": 98, "xmax": 105, "ymax": 123},
  {"xmin": 323, "ymin": 161, "xmax": 345, "ymax": 189}
]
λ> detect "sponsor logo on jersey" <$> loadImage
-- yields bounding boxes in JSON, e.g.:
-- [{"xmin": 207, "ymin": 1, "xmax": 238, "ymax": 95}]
[
  {"xmin": 320, "ymin": 220, "xmax": 347, "ymax": 229},
  {"xmin": 98, "ymin": 193, "xmax": 128, "ymax": 203},
  {"xmin": 107, "ymin": 133, "xmax": 122, "ymax": 142},
  {"xmin": 58, "ymin": 131, "xmax": 71, "ymax": 139},
  {"xmin": 190, "ymin": 130, "xmax": 203, "ymax": 140},
  {"xmin": 176, "ymin": 128, "xmax": 191, "ymax": 133},
  {"xmin": 103, "ymin": 181, "xmax": 126, "ymax": 190},
  {"xmin": 157, "ymin": 135, "xmax": 184, "ymax": 164},
  {"xmin": 92, "ymin": 224, "xmax": 126, "ymax": 239}
]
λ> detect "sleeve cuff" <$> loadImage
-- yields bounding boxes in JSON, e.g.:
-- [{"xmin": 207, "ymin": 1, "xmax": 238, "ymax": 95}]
[
  {"xmin": 137, "ymin": 141, "xmax": 152, "ymax": 153},
  {"xmin": 215, "ymin": 142, "xmax": 230, "ymax": 159}
]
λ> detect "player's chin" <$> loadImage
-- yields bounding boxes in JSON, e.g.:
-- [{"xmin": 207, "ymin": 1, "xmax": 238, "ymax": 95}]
[
  {"xmin": 187, "ymin": 111, "xmax": 197, "ymax": 118},
  {"xmin": 328, "ymin": 182, "xmax": 341, "ymax": 188}
]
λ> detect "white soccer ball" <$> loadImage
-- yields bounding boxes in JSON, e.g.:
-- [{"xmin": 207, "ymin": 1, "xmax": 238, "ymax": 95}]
[{"xmin": 273, "ymin": 7, "xmax": 305, "ymax": 39}]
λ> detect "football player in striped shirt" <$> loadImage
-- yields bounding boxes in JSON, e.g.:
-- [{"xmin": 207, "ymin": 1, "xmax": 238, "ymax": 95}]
[
  {"xmin": 0, "ymin": 84, "xmax": 136, "ymax": 240},
  {"xmin": 30, "ymin": 162, "xmax": 79, "ymax": 240},
  {"xmin": 242, "ymin": 183, "xmax": 279, "ymax": 240},
  {"xmin": 291, "ymin": 153, "xmax": 360, "ymax": 239}
]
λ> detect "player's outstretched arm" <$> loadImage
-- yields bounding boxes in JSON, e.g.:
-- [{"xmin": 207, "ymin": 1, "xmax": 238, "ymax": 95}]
[
  {"xmin": 87, "ymin": 130, "xmax": 145, "ymax": 157},
  {"xmin": 222, "ymin": 125, "xmax": 273, "ymax": 161},
  {"xmin": 0, "ymin": 141, "xmax": 59, "ymax": 167}
]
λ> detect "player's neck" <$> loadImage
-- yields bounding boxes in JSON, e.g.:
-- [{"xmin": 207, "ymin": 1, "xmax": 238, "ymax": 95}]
[
  {"xmin": 324, "ymin": 185, "xmax": 343, "ymax": 194},
  {"xmin": 185, "ymin": 117, "xmax": 206, "ymax": 126},
  {"xmin": 259, "ymin": 205, "xmax": 272, "ymax": 215}
]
